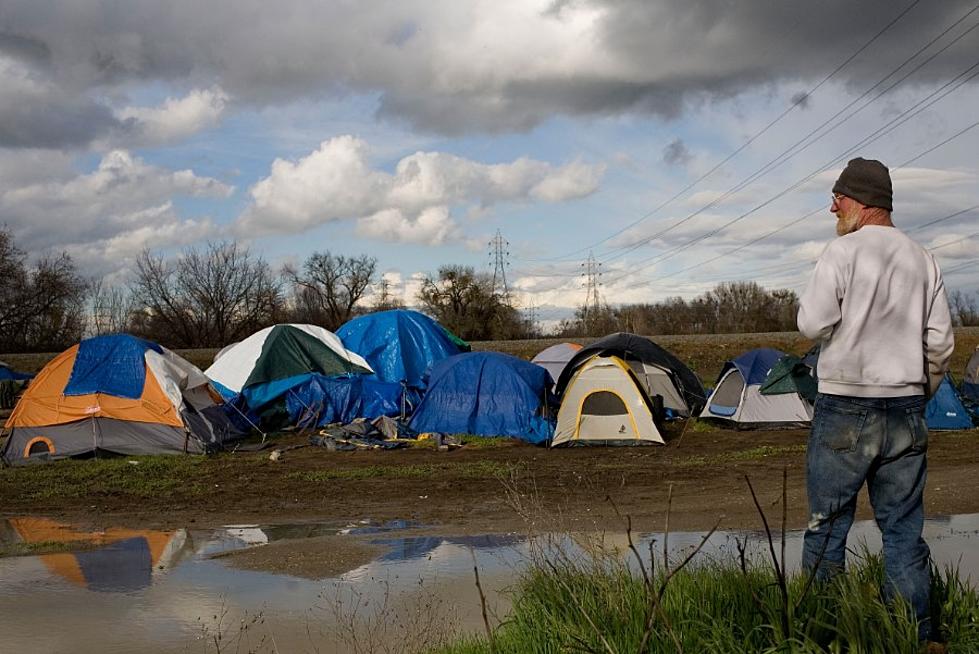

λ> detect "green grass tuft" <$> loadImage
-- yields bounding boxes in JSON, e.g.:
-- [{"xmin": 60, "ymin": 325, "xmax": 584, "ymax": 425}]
[
  {"xmin": 432, "ymin": 548, "xmax": 979, "ymax": 653},
  {"xmin": 0, "ymin": 455, "xmax": 213, "ymax": 501},
  {"xmin": 287, "ymin": 460, "xmax": 516, "ymax": 482},
  {"xmin": 679, "ymin": 444, "xmax": 806, "ymax": 467}
]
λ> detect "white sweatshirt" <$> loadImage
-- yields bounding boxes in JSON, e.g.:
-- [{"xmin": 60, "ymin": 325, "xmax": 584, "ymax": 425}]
[{"xmin": 798, "ymin": 225, "xmax": 954, "ymax": 398}]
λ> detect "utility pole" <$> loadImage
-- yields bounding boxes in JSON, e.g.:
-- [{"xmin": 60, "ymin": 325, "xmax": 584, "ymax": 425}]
[{"xmin": 488, "ymin": 229, "xmax": 511, "ymax": 306}]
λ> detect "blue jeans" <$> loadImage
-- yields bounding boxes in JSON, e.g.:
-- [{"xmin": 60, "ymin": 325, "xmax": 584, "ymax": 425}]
[{"xmin": 802, "ymin": 393, "xmax": 931, "ymax": 640}]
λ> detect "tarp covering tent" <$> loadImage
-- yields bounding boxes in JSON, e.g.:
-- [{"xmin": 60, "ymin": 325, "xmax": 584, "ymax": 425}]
[
  {"xmin": 532, "ymin": 343, "xmax": 582, "ymax": 386},
  {"xmin": 407, "ymin": 352, "xmax": 554, "ymax": 443},
  {"xmin": 2, "ymin": 334, "xmax": 240, "ymax": 465},
  {"xmin": 0, "ymin": 360, "xmax": 33, "ymax": 382},
  {"xmin": 760, "ymin": 352, "xmax": 818, "ymax": 403},
  {"xmin": 204, "ymin": 324, "xmax": 372, "ymax": 413},
  {"xmin": 552, "ymin": 355, "xmax": 663, "ymax": 447},
  {"xmin": 0, "ymin": 359, "xmax": 33, "ymax": 410},
  {"xmin": 337, "ymin": 309, "xmax": 465, "ymax": 398},
  {"xmin": 926, "ymin": 373, "xmax": 973, "ymax": 430},
  {"xmin": 701, "ymin": 348, "xmax": 813, "ymax": 427},
  {"xmin": 556, "ymin": 333, "xmax": 707, "ymax": 417},
  {"xmin": 963, "ymin": 348, "xmax": 979, "ymax": 404},
  {"xmin": 284, "ymin": 374, "xmax": 403, "ymax": 428},
  {"xmin": 3, "ymin": 517, "xmax": 186, "ymax": 592}
]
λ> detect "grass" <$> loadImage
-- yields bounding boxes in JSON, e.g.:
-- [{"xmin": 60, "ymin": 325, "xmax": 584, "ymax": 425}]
[
  {"xmin": 287, "ymin": 460, "xmax": 516, "ymax": 482},
  {"xmin": 0, "ymin": 454, "xmax": 213, "ymax": 501},
  {"xmin": 432, "ymin": 547, "xmax": 979, "ymax": 653},
  {"xmin": 679, "ymin": 444, "xmax": 807, "ymax": 467}
]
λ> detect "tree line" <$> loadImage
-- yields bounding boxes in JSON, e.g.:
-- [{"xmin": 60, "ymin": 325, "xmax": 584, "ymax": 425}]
[{"xmin": 1, "ymin": 227, "xmax": 976, "ymax": 353}]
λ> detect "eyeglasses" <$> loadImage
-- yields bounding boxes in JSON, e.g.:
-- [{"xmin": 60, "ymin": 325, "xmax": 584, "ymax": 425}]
[{"xmin": 831, "ymin": 192, "xmax": 846, "ymax": 203}]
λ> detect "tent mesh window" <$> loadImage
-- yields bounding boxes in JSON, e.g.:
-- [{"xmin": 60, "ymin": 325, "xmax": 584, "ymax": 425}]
[
  {"xmin": 711, "ymin": 373, "xmax": 745, "ymax": 412},
  {"xmin": 581, "ymin": 391, "xmax": 628, "ymax": 416},
  {"xmin": 27, "ymin": 440, "xmax": 52, "ymax": 456}
]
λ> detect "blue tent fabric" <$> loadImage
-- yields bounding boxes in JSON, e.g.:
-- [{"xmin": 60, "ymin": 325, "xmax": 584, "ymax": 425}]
[
  {"xmin": 0, "ymin": 365, "xmax": 33, "ymax": 381},
  {"xmin": 408, "ymin": 352, "xmax": 554, "ymax": 444},
  {"xmin": 285, "ymin": 375, "xmax": 402, "ymax": 427},
  {"xmin": 337, "ymin": 310, "xmax": 463, "ymax": 389},
  {"xmin": 64, "ymin": 334, "xmax": 162, "ymax": 399},
  {"xmin": 926, "ymin": 374, "xmax": 973, "ymax": 430},
  {"xmin": 728, "ymin": 348, "xmax": 785, "ymax": 386}
]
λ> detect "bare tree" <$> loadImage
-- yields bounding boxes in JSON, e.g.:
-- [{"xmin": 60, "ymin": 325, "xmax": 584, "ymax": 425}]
[
  {"xmin": 0, "ymin": 229, "xmax": 88, "ymax": 352},
  {"xmin": 948, "ymin": 289, "xmax": 979, "ymax": 327},
  {"xmin": 285, "ymin": 251, "xmax": 377, "ymax": 330},
  {"xmin": 130, "ymin": 241, "xmax": 283, "ymax": 348},
  {"xmin": 89, "ymin": 278, "xmax": 136, "ymax": 335}
]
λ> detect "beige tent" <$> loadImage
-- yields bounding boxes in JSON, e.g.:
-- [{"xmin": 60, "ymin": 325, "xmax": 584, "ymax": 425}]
[{"xmin": 552, "ymin": 356, "xmax": 664, "ymax": 447}]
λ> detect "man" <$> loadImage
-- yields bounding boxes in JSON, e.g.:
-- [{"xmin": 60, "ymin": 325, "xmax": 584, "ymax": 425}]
[{"xmin": 797, "ymin": 157, "xmax": 954, "ymax": 642}]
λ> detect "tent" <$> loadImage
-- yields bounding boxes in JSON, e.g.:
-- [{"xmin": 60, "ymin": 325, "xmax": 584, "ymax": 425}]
[
  {"xmin": 284, "ymin": 374, "xmax": 403, "ymax": 428},
  {"xmin": 532, "ymin": 343, "xmax": 582, "ymax": 387},
  {"xmin": 926, "ymin": 373, "xmax": 973, "ymax": 430},
  {"xmin": 204, "ymin": 324, "xmax": 372, "ymax": 415},
  {"xmin": 336, "ymin": 310, "xmax": 466, "ymax": 410},
  {"xmin": 0, "ymin": 359, "xmax": 33, "ymax": 410},
  {"xmin": 407, "ymin": 352, "xmax": 554, "ymax": 443},
  {"xmin": 2, "ymin": 334, "xmax": 240, "ymax": 465},
  {"xmin": 0, "ymin": 360, "xmax": 33, "ymax": 382},
  {"xmin": 552, "ymin": 355, "xmax": 663, "ymax": 447},
  {"xmin": 3, "ymin": 517, "xmax": 187, "ymax": 592},
  {"xmin": 963, "ymin": 347, "xmax": 979, "ymax": 404},
  {"xmin": 556, "ymin": 333, "xmax": 707, "ymax": 417},
  {"xmin": 700, "ymin": 348, "xmax": 813, "ymax": 427}
]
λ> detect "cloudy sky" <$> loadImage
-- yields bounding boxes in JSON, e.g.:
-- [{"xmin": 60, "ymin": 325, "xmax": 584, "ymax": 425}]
[{"xmin": 1, "ymin": 0, "xmax": 977, "ymax": 324}]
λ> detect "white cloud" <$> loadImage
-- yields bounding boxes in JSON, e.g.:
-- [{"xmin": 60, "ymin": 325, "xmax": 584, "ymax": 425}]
[
  {"xmin": 114, "ymin": 86, "xmax": 229, "ymax": 147},
  {"xmin": 357, "ymin": 206, "xmax": 459, "ymax": 245},
  {"xmin": 0, "ymin": 149, "xmax": 230, "ymax": 274},
  {"xmin": 236, "ymin": 135, "xmax": 605, "ymax": 243}
]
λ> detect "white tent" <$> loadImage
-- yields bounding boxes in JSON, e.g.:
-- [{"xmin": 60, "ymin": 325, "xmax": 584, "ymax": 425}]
[
  {"xmin": 700, "ymin": 348, "xmax": 812, "ymax": 427},
  {"xmin": 531, "ymin": 343, "xmax": 581, "ymax": 386},
  {"xmin": 552, "ymin": 356, "xmax": 664, "ymax": 446}
]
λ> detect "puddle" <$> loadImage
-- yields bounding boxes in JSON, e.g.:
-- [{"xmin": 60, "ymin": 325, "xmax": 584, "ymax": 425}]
[{"xmin": 1, "ymin": 514, "xmax": 978, "ymax": 653}]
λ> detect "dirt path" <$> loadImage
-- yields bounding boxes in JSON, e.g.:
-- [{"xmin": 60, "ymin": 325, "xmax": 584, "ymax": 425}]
[{"xmin": 4, "ymin": 425, "xmax": 978, "ymax": 537}]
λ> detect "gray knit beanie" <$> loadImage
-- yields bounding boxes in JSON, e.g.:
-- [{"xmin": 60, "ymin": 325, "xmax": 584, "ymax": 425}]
[{"xmin": 832, "ymin": 157, "xmax": 893, "ymax": 211}]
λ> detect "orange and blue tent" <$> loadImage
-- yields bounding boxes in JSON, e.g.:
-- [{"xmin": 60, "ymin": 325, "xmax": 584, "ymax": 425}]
[{"xmin": 2, "ymin": 334, "xmax": 241, "ymax": 465}]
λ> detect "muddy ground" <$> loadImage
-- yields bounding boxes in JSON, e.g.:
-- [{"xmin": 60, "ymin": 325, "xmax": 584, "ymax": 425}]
[{"xmin": 3, "ymin": 424, "xmax": 978, "ymax": 537}]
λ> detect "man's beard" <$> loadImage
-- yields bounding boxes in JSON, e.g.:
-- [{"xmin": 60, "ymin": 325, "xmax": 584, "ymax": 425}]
[{"xmin": 835, "ymin": 208, "xmax": 861, "ymax": 236}]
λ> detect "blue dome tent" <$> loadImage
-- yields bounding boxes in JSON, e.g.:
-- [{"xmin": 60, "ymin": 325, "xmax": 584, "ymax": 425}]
[
  {"xmin": 407, "ymin": 352, "xmax": 554, "ymax": 444},
  {"xmin": 338, "ymin": 309, "xmax": 466, "ymax": 384},
  {"xmin": 926, "ymin": 373, "xmax": 973, "ymax": 431}
]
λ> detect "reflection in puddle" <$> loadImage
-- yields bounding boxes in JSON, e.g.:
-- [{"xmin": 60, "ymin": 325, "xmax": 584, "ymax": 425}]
[{"xmin": 1, "ymin": 514, "xmax": 978, "ymax": 652}]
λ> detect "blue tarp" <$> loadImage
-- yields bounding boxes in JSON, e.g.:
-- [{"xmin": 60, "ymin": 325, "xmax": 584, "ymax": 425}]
[
  {"xmin": 729, "ymin": 348, "xmax": 785, "ymax": 386},
  {"xmin": 285, "ymin": 374, "xmax": 402, "ymax": 427},
  {"xmin": 0, "ymin": 365, "xmax": 33, "ymax": 381},
  {"xmin": 64, "ymin": 334, "xmax": 162, "ymax": 399},
  {"xmin": 926, "ymin": 374, "xmax": 973, "ymax": 430},
  {"xmin": 407, "ymin": 352, "xmax": 554, "ymax": 444},
  {"xmin": 337, "ymin": 309, "xmax": 463, "ymax": 389}
]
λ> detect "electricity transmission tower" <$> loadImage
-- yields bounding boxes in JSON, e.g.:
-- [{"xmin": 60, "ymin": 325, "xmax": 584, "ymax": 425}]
[
  {"xmin": 523, "ymin": 299, "xmax": 540, "ymax": 336},
  {"xmin": 488, "ymin": 229, "xmax": 511, "ymax": 305},
  {"xmin": 581, "ymin": 250, "xmax": 602, "ymax": 323}
]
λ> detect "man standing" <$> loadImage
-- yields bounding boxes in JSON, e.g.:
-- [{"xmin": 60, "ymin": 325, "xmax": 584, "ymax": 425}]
[{"xmin": 798, "ymin": 157, "xmax": 954, "ymax": 641}]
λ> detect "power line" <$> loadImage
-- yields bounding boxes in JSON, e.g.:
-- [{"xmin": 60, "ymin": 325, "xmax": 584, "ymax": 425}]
[
  {"xmin": 600, "ymin": 72, "xmax": 979, "ymax": 290},
  {"xmin": 519, "ymin": 0, "xmax": 925, "ymax": 264},
  {"xmin": 596, "ymin": 3, "xmax": 979, "ymax": 268}
]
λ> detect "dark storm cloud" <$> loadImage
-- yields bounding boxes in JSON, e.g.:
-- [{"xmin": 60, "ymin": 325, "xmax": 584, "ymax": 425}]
[
  {"xmin": 0, "ymin": 0, "xmax": 976, "ymax": 141},
  {"xmin": 0, "ymin": 32, "xmax": 51, "ymax": 67},
  {"xmin": 662, "ymin": 138, "xmax": 692, "ymax": 167},
  {"xmin": 0, "ymin": 64, "xmax": 127, "ymax": 148}
]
